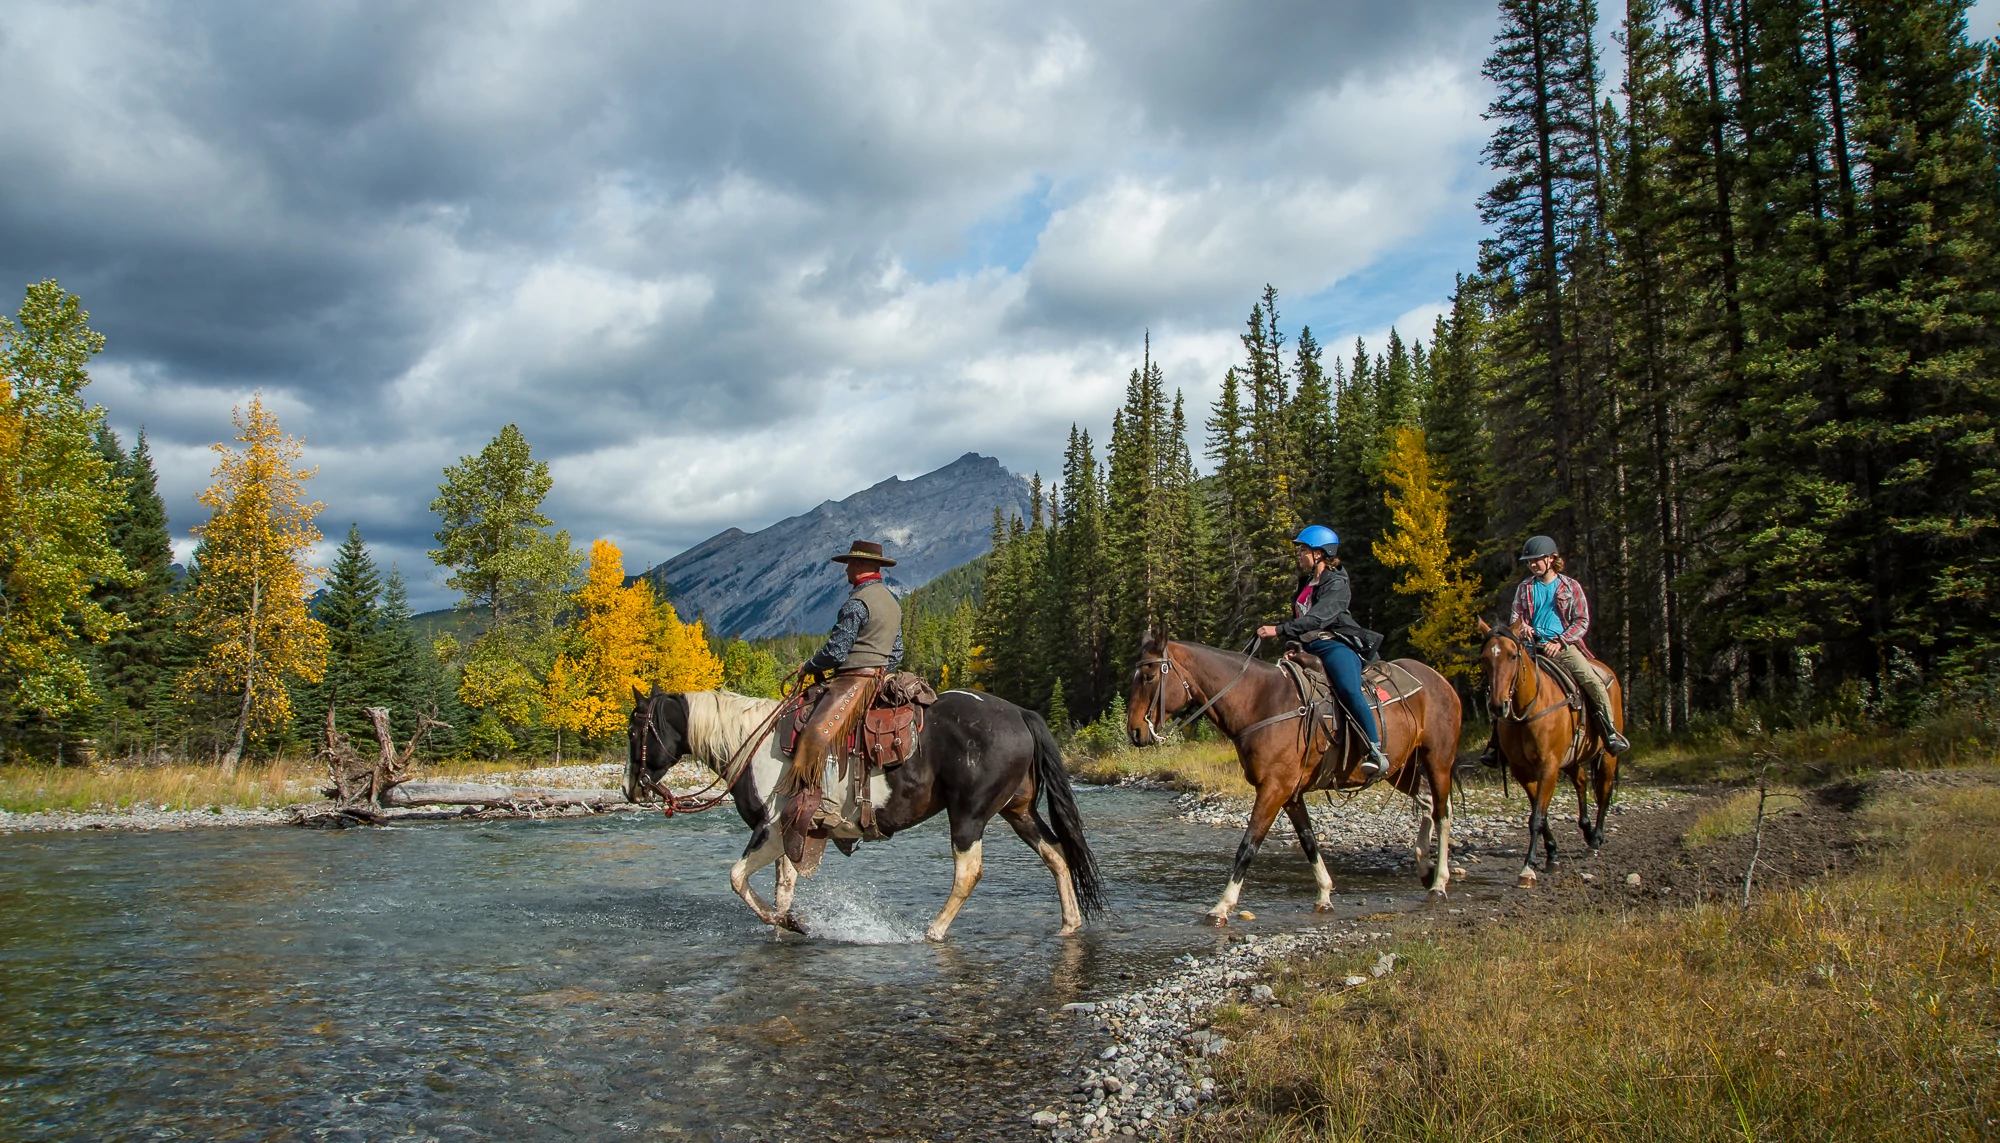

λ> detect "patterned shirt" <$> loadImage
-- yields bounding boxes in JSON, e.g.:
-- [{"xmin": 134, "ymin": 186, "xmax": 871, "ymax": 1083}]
[{"xmin": 1511, "ymin": 573, "xmax": 1590, "ymax": 647}]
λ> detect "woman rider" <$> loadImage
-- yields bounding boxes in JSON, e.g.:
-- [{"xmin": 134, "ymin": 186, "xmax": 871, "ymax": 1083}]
[
  {"xmin": 1255, "ymin": 525, "xmax": 1389, "ymax": 779},
  {"xmin": 1478, "ymin": 534, "xmax": 1630, "ymax": 764}
]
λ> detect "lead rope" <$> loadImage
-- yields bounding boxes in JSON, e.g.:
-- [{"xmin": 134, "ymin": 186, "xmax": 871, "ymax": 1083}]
[{"xmin": 653, "ymin": 670, "xmax": 808, "ymax": 817}]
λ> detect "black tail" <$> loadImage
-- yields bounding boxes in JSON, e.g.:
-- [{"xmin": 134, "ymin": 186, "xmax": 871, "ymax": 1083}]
[{"xmin": 1026, "ymin": 710, "xmax": 1106, "ymax": 916}]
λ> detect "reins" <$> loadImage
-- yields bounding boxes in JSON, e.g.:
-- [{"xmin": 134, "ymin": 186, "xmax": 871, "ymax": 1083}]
[
  {"xmin": 635, "ymin": 672, "xmax": 805, "ymax": 816},
  {"xmin": 1137, "ymin": 637, "xmax": 1262, "ymax": 742}
]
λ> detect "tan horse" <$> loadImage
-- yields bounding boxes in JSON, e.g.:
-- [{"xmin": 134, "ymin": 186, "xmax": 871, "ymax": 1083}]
[
  {"xmin": 1126, "ymin": 634, "xmax": 1464, "ymax": 923},
  {"xmin": 1475, "ymin": 619, "xmax": 1623, "ymax": 887}
]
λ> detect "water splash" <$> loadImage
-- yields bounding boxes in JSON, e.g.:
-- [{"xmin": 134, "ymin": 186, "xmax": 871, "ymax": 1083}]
[{"xmin": 792, "ymin": 876, "xmax": 925, "ymax": 944}]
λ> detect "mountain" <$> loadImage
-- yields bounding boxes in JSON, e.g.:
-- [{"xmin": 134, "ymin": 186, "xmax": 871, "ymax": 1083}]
[{"xmin": 638, "ymin": 452, "xmax": 1033, "ymax": 639}]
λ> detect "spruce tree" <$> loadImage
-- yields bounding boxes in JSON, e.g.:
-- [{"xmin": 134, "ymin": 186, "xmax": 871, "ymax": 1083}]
[{"xmin": 89, "ymin": 427, "xmax": 178, "ymax": 750}]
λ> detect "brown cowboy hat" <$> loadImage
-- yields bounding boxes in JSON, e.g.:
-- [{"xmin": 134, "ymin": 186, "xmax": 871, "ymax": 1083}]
[{"xmin": 830, "ymin": 539, "xmax": 896, "ymax": 567}]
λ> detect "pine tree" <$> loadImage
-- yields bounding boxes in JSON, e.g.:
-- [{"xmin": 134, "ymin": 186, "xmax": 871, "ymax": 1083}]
[
  {"xmin": 297, "ymin": 524, "xmax": 393, "ymax": 747},
  {"xmin": 89, "ymin": 427, "xmax": 178, "ymax": 750}
]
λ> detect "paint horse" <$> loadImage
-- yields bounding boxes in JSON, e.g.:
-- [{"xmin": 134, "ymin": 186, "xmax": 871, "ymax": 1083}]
[
  {"xmin": 626, "ymin": 687, "xmax": 1104, "ymax": 942},
  {"xmin": 1126, "ymin": 634, "xmax": 1463, "ymax": 923},
  {"xmin": 1475, "ymin": 618, "xmax": 1623, "ymax": 887}
]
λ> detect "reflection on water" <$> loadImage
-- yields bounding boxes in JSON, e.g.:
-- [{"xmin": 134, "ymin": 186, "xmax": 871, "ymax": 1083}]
[{"xmin": 0, "ymin": 789, "xmax": 1480, "ymax": 1141}]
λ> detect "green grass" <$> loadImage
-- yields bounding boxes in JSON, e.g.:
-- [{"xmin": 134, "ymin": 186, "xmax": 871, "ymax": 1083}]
[
  {"xmin": 1187, "ymin": 782, "xmax": 2000, "ymax": 1142},
  {"xmin": 1626, "ymin": 713, "xmax": 2000, "ymax": 787},
  {"xmin": 0, "ymin": 759, "xmax": 314, "ymax": 813},
  {"xmin": 1069, "ymin": 740, "xmax": 1253, "ymax": 797},
  {"xmin": 1682, "ymin": 785, "xmax": 1808, "ymax": 848}
]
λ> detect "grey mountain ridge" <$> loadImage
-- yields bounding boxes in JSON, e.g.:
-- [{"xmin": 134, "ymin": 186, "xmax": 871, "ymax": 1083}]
[{"xmin": 634, "ymin": 452, "xmax": 1031, "ymax": 639}]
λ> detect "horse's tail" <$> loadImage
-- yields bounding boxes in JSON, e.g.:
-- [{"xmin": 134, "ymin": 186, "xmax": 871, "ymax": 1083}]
[{"xmin": 1027, "ymin": 710, "xmax": 1106, "ymax": 916}]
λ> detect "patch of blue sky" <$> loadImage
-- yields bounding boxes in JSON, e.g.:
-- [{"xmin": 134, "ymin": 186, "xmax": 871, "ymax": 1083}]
[
  {"xmin": 922, "ymin": 177, "xmax": 1056, "ymax": 280},
  {"xmin": 1289, "ymin": 195, "xmax": 1486, "ymax": 355}
]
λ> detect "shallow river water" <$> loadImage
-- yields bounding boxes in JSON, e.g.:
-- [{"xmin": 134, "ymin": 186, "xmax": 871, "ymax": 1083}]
[{"xmin": 0, "ymin": 789, "xmax": 1495, "ymax": 1142}]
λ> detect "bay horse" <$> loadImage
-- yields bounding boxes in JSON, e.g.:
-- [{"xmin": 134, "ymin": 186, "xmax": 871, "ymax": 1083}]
[
  {"xmin": 625, "ymin": 687, "xmax": 1104, "ymax": 942},
  {"xmin": 1475, "ymin": 619, "xmax": 1623, "ymax": 887},
  {"xmin": 1125, "ymin": 634, "xmax": 1463, "ymax": 923}
]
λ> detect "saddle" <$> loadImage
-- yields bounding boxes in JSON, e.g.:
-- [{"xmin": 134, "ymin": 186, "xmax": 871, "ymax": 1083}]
[
  {"xmin": 1534, "ymin": 647, "xmax": 1617, "ymax": 767},
  {"xmin": 1279, "ymin": 650, "xmax": 1426, "ymax": 791},
  {"xmin": 775, "ymin": 672, "xmax": 938, "ymax": 871}
]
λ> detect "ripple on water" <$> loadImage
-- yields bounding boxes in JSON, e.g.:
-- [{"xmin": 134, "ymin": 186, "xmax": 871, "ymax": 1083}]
[{"xmin": 793, "ymin": 876, "xmax": 928, "ymax": 945}]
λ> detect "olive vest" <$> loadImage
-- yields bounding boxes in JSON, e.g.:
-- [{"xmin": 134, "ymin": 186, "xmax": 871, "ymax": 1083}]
[{"xmin": 842, "ymin": 579, "xmax": 902, "ymax": 670}]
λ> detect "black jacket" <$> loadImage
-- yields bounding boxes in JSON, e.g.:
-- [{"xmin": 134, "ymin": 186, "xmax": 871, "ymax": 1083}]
[{"xmin": 1275, "ymin": 565, "xmax": 1375, "ymax": 649}]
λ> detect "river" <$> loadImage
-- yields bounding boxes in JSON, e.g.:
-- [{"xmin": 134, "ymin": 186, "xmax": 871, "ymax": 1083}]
[{"xmin": 0, "ymin": 789, "xmax": 1483, "ymax": 1141}]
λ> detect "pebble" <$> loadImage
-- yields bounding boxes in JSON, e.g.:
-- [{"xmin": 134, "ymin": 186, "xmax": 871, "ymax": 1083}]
[{"xmin": 1626, "ymin": 872, "xmax": 1643, "ymax": 888}]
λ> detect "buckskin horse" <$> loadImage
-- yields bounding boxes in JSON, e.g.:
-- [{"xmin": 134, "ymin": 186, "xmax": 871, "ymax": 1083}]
[
  {"xmin": 1125, "ymin": 634, "xmax": 1463, "ymax": 923},
  {"xmin": 1475, "ymin": 619, "xmax": 1623, "ymax": 886},
  {"xmin": 626, "ymin": 686, "xmax": 1104, "ymax": 941}
]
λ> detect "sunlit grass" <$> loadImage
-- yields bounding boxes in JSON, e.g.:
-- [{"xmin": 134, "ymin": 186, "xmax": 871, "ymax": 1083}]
[
  {"xmin": 1627, "ymin": 714, "xmax": 2000, "ymax": 786},
  {"xmin": 1187, "ymin": 784, "xmax": 2000, "ymax": 1143},
  {"xmin": 1069, "ymin": 739, "xmax": 1254, "ymax": 798},
  {"xmin": 0, "ymin": 759, "xmax": 313, "ymax": 813}
]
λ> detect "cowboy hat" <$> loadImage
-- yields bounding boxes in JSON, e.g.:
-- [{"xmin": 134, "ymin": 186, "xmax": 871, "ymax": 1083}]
[{"xmin": 830, "ymin": 539, "xmax": 896, "ymax": 567}]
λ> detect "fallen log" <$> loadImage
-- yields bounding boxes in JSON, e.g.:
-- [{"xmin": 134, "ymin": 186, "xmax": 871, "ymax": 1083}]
[{"xmin": 380, "ymin": 782, "xmax": 631, "ymax": 809}]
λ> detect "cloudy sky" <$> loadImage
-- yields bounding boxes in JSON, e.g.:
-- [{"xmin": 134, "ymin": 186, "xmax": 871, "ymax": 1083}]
[{"xmin": 27, "ymin": 0, "xmax": 1971, "ymax": 612}]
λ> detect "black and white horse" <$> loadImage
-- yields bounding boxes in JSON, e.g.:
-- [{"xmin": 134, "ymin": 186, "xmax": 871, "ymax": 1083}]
[{"xmin": 626, "ymin": 687, "xmax": 1104, "ymax": 942}]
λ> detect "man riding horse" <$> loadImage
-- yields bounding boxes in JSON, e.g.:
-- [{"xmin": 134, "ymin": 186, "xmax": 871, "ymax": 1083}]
[
  {"xmin": 1253, "ymin": 524, "xmax": 1389, "ymax": 779},
  {"xmin": 1479, "ymin": 534, "xmax": 1630, "ymax": 764},
  {"xmin": 780, "ymin": 539, "xmax": 904, "ymax": 861}
]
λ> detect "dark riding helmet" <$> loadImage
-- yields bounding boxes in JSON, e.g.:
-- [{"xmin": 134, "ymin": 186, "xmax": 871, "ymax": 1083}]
[
  {"xmin": 1294, "ymin": 524, "xmax": 1340, "ymax": 556},
  {"xmin": 1518, "ymin": 535, "xmax": 1560, "ymax": 563}
]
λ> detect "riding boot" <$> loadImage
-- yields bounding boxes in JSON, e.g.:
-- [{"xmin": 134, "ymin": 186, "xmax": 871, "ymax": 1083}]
[
  {"xmin": 1597, "ymin": 713, "xmax": 1631, "ymax": 755},
  {"xmin": 1359, "ymin": 738, "xmax": 1388, "ymax": 778},
  {"xmin": 1477, "ymin": 731, "xmax": 1502, "ymax": 768}
]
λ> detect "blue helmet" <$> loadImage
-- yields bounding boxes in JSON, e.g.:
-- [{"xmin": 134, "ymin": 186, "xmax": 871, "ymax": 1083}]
[{"xmin": 1294, "ymin": 524, "xmax": 1339, "ymax": 552}]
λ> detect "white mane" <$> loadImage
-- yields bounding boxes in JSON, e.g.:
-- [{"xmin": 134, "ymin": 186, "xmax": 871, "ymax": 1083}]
[{"xmin": 681, "ymin": 689, "xmax": 783, "ymax": 768}]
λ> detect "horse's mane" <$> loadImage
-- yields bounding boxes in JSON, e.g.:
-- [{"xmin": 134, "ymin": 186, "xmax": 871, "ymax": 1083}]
[
  {"xmin": 681, "ymin": 689, "xmax": 782, "ymax": 766},
  {"xmin": 1170, "ymin": 639, "xmax": 1278, "ymax": 672}
]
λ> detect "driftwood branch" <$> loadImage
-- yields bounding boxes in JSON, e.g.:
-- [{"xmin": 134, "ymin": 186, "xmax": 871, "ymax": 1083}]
[
  {"xmin": 381, "ymin": 782, "xmax": 629, "ymax": 809},
  {"xmin": 320, "ymin": 705, "xmax": 451, "ymax": 810}
]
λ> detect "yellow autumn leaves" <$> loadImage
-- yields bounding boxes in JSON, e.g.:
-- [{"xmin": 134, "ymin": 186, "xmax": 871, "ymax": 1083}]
[
  {"xmin": 1376, "ymin": 425, "xmax": 1480, "ymax": 680},
  {"xmin": 544, "ymin": 539, "xmax": 722, "ymax": 742}
]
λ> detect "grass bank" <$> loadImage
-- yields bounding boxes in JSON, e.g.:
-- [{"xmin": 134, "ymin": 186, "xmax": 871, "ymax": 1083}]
[
  {"xmin": 1069, "ymin": 741, "xmax": 1252, "ymax": 798},
  {"xmin": 1628, "ymin": 712, "xmax": 2000, "ymax": 786},
  {"xmin": 1187, "ymin": 782, "xmax": 2000, "ymax": 1142},
  {"xmin": 0, "ymin": 754, "xmax": 625, "ymax": 815}
]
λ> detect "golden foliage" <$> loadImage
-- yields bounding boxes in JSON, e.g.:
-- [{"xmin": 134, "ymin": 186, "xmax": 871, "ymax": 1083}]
[
  {"xmin": 1376, "ymin": 426, "xmax": 1479, "ymax": 679},
  {"xmin": 544, "ymin": 539, "xmax": 722, "ymax": 740},
  {"xmin": 178, "ymin": 393, "xmax": 328, "ymax": 739}
]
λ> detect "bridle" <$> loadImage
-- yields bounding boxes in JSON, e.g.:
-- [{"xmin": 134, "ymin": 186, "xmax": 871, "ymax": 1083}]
[
  {"xmin": 1132, "ymin": 637, "xmax": 1261, "ymax": 743},
  {"xmin": 1484, "ymin": 629, "xmax": 1562, "ymax": 725},
  {"xmin": 627, "ymin": 676, "xmax": 805, "ymax": 816}
]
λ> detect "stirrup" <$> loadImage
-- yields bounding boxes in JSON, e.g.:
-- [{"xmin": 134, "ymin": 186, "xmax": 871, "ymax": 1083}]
[{"xmin": 1359, "ymin": 745, "xmax": 1387, "ymax": 778}]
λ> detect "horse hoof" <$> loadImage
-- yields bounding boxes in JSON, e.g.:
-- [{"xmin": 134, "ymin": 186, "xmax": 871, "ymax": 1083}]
[
  {"xmin": 1313, "ymin": 902, "xmax": 1335, "ymax": 914},
  {"xmin": 923, "ymin": 927, "xmax": 949, "ymax": 943},
  {"xmin": 1516, "ymin": 874, "xmax": 1538, "ymax": 889},
  {"xmin": 1058, "ymin": 922, "xmax": 1083, "ymax": 936},
  {"xmin": 1204, "ymin": 912, "xmax": 1229, "ymax": 928},
  {"xmin": 1427, "ymin": 888, "xmax": 1448, "ymax": 902},
  {"xmin": 774, "ymin": 912, "xmax": 807, "ymax": 935}
]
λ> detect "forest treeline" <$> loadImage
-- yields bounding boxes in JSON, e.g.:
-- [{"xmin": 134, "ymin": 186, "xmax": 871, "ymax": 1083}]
[
  {"xmin": 0, "ymin": 290, "xmax": 726, "ymax": 764},
  {"xmin": 956, "ymin": 0, "xmax": 2000, "ymax": 736}
]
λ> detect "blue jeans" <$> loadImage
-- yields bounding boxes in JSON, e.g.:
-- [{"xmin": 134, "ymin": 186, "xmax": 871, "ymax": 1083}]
[{"xmin": 1306, "ymin": 639, "xmax": 1381, "ymax": 747}]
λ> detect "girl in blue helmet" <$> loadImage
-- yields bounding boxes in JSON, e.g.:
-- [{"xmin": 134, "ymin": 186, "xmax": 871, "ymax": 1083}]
[{"xmin": 1256, "ymin": 525, "xmax": 1389, "ymax": 778}]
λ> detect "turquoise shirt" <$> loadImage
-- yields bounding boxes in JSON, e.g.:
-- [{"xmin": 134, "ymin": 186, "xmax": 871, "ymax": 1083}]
[{"xmin": 1530, "ymin": 578, "xmax": 1565, "ymax": 642}]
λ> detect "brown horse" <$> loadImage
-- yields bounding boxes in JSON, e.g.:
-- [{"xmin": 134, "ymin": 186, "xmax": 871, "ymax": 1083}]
[
  {"xmin": 1475, "ymin": 619, "xmax": 1623, "ymax": 887},
  {"xmin": 1126, "ymin": 634, "xmax": 1464, "ymax": 923}
]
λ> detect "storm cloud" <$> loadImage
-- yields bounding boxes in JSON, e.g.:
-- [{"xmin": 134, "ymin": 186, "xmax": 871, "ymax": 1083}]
[{"xmin": 0, "ymin": 0, "xmax": 1497, "ymax": 608}]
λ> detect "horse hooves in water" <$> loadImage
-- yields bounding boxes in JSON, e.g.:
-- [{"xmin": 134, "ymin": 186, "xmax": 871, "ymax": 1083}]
[
  {"xmin": 773, "ymin": 912, "xmax": 808, "ymax": 935},
  {"xmin": 1203, "ymin": 912, "xmax": 1229, "ymax": 928},
  {"xmin": 1313, "ymin": 902, "xmax": 1336, "ymax": 914}
]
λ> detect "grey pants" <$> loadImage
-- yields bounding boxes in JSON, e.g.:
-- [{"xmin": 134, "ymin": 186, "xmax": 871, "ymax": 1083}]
[{"xmin": 1544, "ymin": 642, "xmax": 1619, "ymax": 730}]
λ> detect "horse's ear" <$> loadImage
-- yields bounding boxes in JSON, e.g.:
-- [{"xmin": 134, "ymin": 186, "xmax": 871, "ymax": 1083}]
[
  {"xmin": 1141, "ymin": 629, "xmax": 1163, "ymax": 654},
  {"xmin": 1477, "ymin": 617, "xmax": 1491, "ymax": 635},
  {"xmin": 632, "ymin": 686, "xmax": 647, "ymax": 706}
]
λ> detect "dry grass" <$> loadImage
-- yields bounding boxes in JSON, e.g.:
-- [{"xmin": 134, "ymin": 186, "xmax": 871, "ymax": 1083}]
[
  {"xmin": 1682, "ymin": 785, "xmax": 1808, "ymax": 848},
  {"xmin": 0, "ymin": 759, "xmax": 315, "ymax": 813},
  {"xmin": 1069, "ymin": 740, "xmax": 1253, "ymax": 797},
  {"xmin": 1630, "ymin": 713, "xmax": 2000, "ymax": 787},
  {"xmin": 1187, "ymin": 785, "xmax": 2000, "ymax": 1143}
]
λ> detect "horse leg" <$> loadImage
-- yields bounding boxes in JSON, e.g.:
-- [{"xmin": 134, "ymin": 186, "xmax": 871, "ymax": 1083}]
[
  {"xmin": 1539, "ymin": 780, "xmax": 1562, "ymax": 874},
  {"xmin": 1425, "ymin": 758, "xmax": 1453, "ymax": 901},
  {"xmin": 1003, "ymin": 806, "xmax": 1084, "ymax": 935},
  {"xmin": 772, "ymin": 855, "xmax": 800, "ymax": 915},
  {"xmin": 730, "ymin": 824, "xmax": 799, "ymax": 931},
  {"xmin": 1207, "ymin": 784, "xmax": 1289, "ymax": 925},
  {"xmin": 1516, "ymin": 773, "xmax": 1544, "ymax": 888},
  {"xmin": 924, "ymin": 814, "xmax": 987, "ymax": 943},
  {"xmin": 1590, "ymin": 750, "xmax": 1618, "ymax": 853},
  {"xmin": 1573, "ymin": 761, "xmax": 1598, "ymax": 850},
  {"xmin": 1282, "ymin": 798, "xmax": 1335, "ymax": 913}
]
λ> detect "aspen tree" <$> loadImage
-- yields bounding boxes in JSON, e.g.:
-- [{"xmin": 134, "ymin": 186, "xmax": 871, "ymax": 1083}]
[{"xmin": 179, "ymin": 394, "xmax": 327, "ymax": 772}]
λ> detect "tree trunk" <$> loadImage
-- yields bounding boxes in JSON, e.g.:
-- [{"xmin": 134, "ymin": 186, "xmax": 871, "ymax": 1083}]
[{"xmin": 222, "ymin": 567, "xmax": 260, "ymax": 776}]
